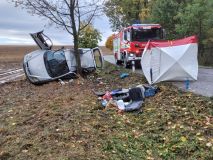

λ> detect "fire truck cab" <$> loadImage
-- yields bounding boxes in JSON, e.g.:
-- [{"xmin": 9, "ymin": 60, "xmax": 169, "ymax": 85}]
[{"xmin": 113, "ymin": 24, "xmax": 165, "ymax": 68}]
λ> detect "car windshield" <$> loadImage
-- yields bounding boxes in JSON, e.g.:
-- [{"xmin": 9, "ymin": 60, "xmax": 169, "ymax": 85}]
[
  {"xmin": 132, "ymin": 28, "xmax": 162, "ymax": 42},
  {"xmin": 44, "ymin": 50, "xmax": 69, "ymax": 78}
]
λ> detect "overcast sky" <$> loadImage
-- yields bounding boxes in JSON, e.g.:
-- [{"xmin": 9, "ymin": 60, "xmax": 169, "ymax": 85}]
[{"xmin": 0, "ymin": 0, "xmax": 112, "ymax": 46}]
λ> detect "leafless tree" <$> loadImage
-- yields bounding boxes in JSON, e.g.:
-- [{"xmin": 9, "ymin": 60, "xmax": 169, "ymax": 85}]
[{"xmin": 11, "ymin": 0, "xmax": 104, "ymax": 75}]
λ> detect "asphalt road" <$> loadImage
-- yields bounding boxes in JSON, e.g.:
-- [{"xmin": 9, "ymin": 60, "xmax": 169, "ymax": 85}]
[{"xmin": 104, "ymin": 55, "xmax": 213, "ymax": 97}]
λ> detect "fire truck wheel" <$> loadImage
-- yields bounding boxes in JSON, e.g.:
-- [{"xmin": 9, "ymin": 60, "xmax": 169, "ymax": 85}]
[
  {"xmin": 124, "ymin": 56, "xmax": 131, "ymax": 68},
  {"xmin": 135, "ymin": 60, "xmax": 142, "ymax": 68},
  {"xmin": 115, "ymin": 60, "xmax": 122, "ymax": 65}
]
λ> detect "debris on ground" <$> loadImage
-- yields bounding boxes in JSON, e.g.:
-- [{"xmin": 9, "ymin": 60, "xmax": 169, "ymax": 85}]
[
  {"xmin": 58, "ymin": 79, "xmax": 65, "ymax": 85},
  {"xmin": 143, "ymin": 85, "xmax": 160, "ymax": 97},
  {"xmin": 120, "ymin": 72, "xmax": 129, "ymax": 79},
  {"xmin": 95, "ymin": 84, "xmax": 159, "ymax": 112},
  {"xmin": 102, "ymin": 91, "xmax": 113, "ymax": 101}
]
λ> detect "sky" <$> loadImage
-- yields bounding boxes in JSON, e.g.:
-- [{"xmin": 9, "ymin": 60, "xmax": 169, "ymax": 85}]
[{"xmin": 0, "ymin": 0, "xmax": 112, "ymax": 46}]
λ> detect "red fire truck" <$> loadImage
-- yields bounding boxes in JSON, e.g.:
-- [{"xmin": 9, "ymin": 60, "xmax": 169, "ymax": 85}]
[{"xmin": 113, "ymin": 24, "xmax": 165, "ymax": 68}]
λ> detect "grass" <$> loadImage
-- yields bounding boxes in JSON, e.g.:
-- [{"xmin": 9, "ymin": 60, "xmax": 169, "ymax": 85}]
[
  {"xmin": 0, "ymin": 62, "xmax": 212, "ymax": 159},
  {"xmin": 99, "ymin": 84, "xmax": 213, "ymax": 159}
]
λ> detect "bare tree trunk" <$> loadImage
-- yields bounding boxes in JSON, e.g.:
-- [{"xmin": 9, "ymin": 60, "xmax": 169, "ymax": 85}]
[
  {"xmin": 70, "ymin": 0, "xmax": 82, "ymax": 76},
  {"xmin": 73, "ymin": 34, "xmax": 82, "ymax": 76}
]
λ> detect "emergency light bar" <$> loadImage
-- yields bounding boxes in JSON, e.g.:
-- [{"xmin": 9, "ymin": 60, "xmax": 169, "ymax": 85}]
[{"xmin": 132, "ymin": 24, "xmax": 160, "ymax": 26}]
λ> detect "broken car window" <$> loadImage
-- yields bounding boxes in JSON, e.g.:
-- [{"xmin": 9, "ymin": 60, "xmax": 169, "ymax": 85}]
[{"xmin": 44, "ymin": 50, "xmax": 69, "ymax": 78}]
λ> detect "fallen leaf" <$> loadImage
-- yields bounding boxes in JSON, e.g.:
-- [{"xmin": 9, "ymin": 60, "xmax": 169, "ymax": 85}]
[
  {"xmin": 206, "ymin": 142, "xmax": 212, "ymax": 147},
  {"xmin": 197, "ymin": 137, "xmax": 205, "ymax": 141},
  {"xmin": 8, "ymin": 110, "xmax": 13, "ymax": 113},
  {"xmin": 180, "ymin": 136, "xmax": 187, "ymax": 142},
  {"xmin": 196, "ymin": 132, "xmax": 201, "ymax": 136},
  {"xmin": 171, "ymin": 124, "xmax": 176, "ymax": 129},
  {"xmin": 167, "ymin": 122, "xmax": 172, "ymax": 125},
  {"xmin": 22, "ymin": 149, "xmax": 28, "ymax": 153},
  {"xmin": 179, "ymin": 125, "xmax": 184, "ymax": 129}
]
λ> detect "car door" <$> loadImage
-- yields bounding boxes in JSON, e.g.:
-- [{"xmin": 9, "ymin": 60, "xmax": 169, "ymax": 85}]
[
  {"xmin": 79, "ymin": 48, "xmax": 104, "ymax": 70},
  {"xmin": 30, "ymin": 31, "xmax": 52, "ymax": 50},
  {"xmin": 92, "ymin": 47, "xmax": 104, "ymax": 69}
]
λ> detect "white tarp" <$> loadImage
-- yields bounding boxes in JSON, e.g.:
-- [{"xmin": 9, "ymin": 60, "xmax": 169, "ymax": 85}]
[{"xmin": 141, "ymin": 36, "xmax": 198, "ymax": 84}]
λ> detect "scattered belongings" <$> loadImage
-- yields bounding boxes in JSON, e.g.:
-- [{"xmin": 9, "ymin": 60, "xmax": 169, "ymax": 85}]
[
  {"xmin": 59, "ymin": 79, "xmax": 65, "ymax": 85},
  {"xmin": 69, "ymin": 79, "xmax": 74, "ymax": 83},
  {"xmin": 23, "ymin": 31, "xmax": 104, "ymax": 85},
  {"xmin": 120, "ymin": 73, "xmax": 129, "ymax": 79},
  {"xmin": 129, "ymin": 87, "xmax": 145, "ymax": 101},
  {"xmin": 125, "ymin": 101, "xmax": 144, "ymax": 112},
  {"xmin": 58, "ymin": 78, "xmax": 74, "ymax": 85},
  {"xmin": 95, "ymin": 84, "xmax": 159, "ymax": 112},
  {"xmin": 106, "ymin": 100, "xmax": 118, "ymax": 109},
  {"xmin": 143, "ymin": 85, "xmax": 160, "ymax": 98},
  {"xmin": 141, "ymin": 35, "xmax": 198, "ymax": 84},
  {"xmin": 116, "ymin": 100, "xmax": 125, "ymax": 110},
  {"xmin": 102, "ymin": 91, "xmax": 113, "ymax": 101},
  {"xmin": 101, "ymin": 99, "xmax": 108, "ymax": 107}
]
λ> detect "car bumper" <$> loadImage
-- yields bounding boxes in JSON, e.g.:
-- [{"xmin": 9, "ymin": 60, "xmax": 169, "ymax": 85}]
[{"xmin": 127, "ymin": 56, "xmax": 141, "ymax": 61}]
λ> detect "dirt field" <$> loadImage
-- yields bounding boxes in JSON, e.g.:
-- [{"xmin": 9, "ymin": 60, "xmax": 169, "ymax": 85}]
[
  {"xmin": 0, "ymin": 47, "xmax": 212, "ymax": 159},
  {"xmin": 0, "ymin": 45, "xmax": 112, "ymax": 70},
  {"xmin": 0, "ymin": 46, "xmax": 35, "ymax": 69},
  {"xmin": 0, "ymin": 45, "xmax": 112, "ymax": 62}
]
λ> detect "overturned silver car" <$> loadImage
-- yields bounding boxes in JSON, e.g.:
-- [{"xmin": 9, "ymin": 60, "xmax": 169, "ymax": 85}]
[{"xmin": 23, "ymin": 31, "xmax": 104, "ymax": 84}]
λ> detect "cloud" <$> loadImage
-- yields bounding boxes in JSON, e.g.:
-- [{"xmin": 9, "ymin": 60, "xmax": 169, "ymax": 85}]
[{"xmin": 0, "ymin": 0, "xmax": 112, "ymax": 46}]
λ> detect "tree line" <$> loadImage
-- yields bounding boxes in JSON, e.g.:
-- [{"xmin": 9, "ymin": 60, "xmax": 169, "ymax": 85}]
[
  {"xmin": 105, "ymin": 0, "xmax": 213, "ymax": 66},
  {"xmin": 11, "ymin": 0, "xmax": 212, "ymax": 68}
]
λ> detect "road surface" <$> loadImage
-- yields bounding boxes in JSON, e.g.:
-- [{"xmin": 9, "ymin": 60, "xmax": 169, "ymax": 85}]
[{"xmin": 104, "ymin": 55, "xmax": 213, "ymax": 97}]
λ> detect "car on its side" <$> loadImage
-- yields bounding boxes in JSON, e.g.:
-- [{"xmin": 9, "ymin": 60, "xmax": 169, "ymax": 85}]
[{"xmin": 23, "ymin": 31, "xmax": 104, "ymax": 84}]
